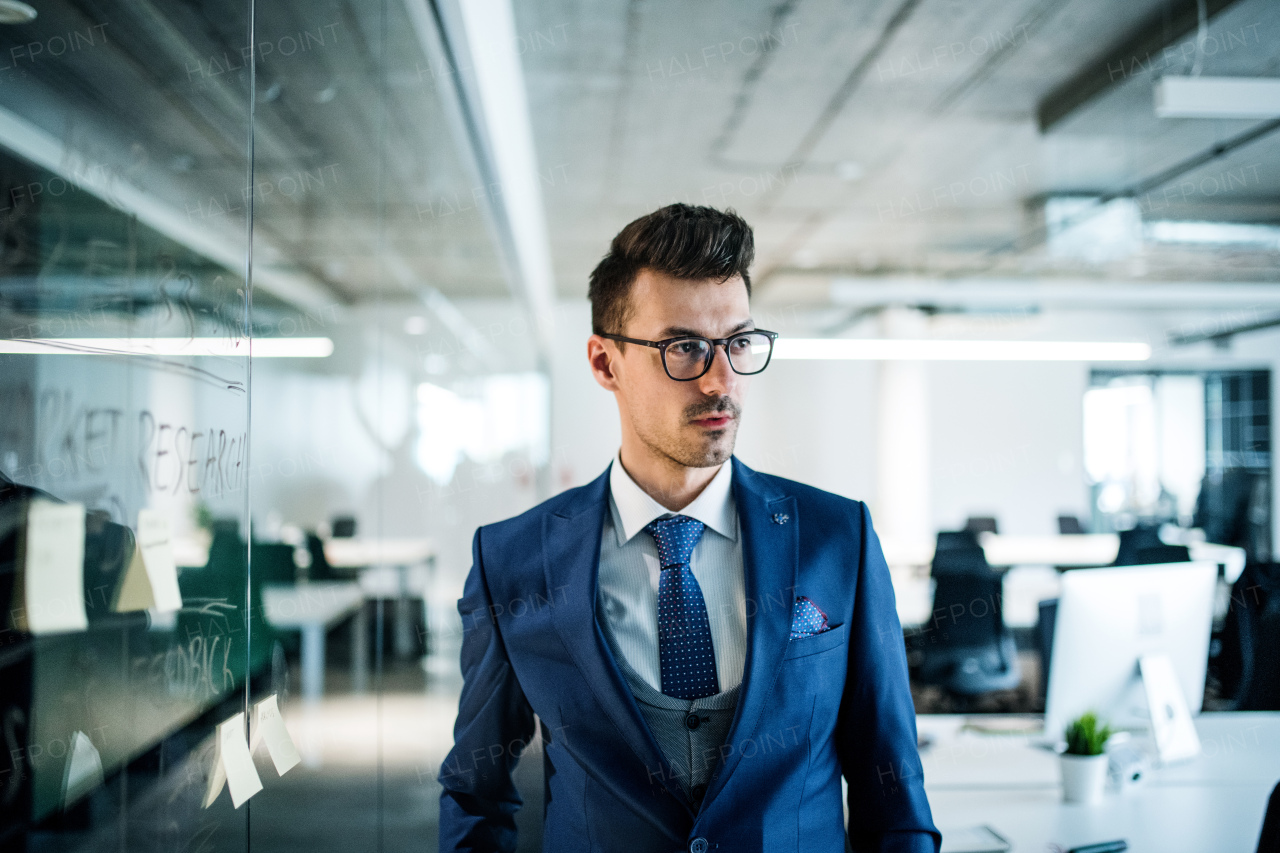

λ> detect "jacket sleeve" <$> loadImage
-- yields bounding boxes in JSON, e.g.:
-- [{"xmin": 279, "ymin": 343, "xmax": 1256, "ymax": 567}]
[
  {"xmin": 837, "ymin": 503, "xmax": 941, "ymax": 853},
  {"xmin": 438, "ymin": 527, "xmax": 537, "ymax": 853}
]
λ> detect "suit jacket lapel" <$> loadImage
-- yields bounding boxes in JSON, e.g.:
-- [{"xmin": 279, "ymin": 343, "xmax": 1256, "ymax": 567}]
[
  {"xmin": 702, "ymin": 457, "xmax": 798, "ymax": 804},
  {"xmin": 543, "ymin": 464, "xmax": 693, "ymax": 811}
]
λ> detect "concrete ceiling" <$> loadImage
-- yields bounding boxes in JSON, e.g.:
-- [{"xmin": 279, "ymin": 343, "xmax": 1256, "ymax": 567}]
[
  {"xmin": 514, "ymin": 0, "xmax": 1280, "ymax": 299},
  {"xmin": 0, "ymin": 0, "xmax": 1275, "ymax": 319}
]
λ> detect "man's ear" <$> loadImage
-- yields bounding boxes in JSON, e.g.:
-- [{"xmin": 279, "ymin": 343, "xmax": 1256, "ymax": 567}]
[{"xmin": 587, "ymin": 335, "xmax": 621, "ymax": 392}]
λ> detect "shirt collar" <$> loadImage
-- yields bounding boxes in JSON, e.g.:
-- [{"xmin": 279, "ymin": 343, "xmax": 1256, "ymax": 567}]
[{"xmin": 609, "ymin": 451, "xmax": 737, "ymax": 546}]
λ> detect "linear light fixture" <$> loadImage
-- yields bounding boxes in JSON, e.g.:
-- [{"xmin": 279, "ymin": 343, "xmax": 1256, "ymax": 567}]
[
  {"xmin": 1155, "ymin": 76, "xmax": 1280, "ymax": 119},
  {"xmin": 0, "ymin": 337, "xmax": 334, "ymax": 357},
  {"xmin": 1145, "ymin": 220, "xmax": 1280, "ymax": 249},
  {"xmin": 773, "ymin": 339, "xmax": 1151, "ymax": 361}
]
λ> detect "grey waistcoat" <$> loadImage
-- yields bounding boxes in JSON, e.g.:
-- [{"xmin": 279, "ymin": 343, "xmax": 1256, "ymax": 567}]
[{"xmin": 605, "ymin": 634, "xmax": 741, "ymax": 809}]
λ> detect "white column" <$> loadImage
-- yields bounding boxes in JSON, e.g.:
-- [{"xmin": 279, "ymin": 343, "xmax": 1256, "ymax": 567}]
[{"xmin": 874, "ymin": 308, "xmax": 932, "ymax": 548}]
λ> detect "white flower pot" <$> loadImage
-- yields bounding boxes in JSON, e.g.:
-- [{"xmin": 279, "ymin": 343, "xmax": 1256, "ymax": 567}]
[{"xmin": 1060, "ymin": 753, "xmax": 1109, "ymax": 804}]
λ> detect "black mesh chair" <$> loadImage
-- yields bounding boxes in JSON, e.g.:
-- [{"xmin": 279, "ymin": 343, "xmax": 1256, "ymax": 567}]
[
  {"xmin": 1135, "ymin": 544, "xmax": 1192, "ymax": 565},
  {"xmin": 918, "ymin": 542, "xmax": 1020, "ymax": 698},
  {"xmin": 964, "ymin": 516, "xmax": 999, "ymax": 535},
  {"xmin": 1113, "ymin": 525, "xmax": 1164, "ymax": 566},
  {"xmin": 306, "ymin": 532, "xmax": 343, "ymax": 582},
  {"xmin": 1058, "ymin": 515, "xmax": 1086, "ymax": 535},
  {"xmin": 1259, "ymin": 779, "xmax": 1280, "ymax": 853},
  {"xmin": 1219, "ymin": 562, "xmax": 1280, "ymax": 712},
  {"xmin": 935, "ymin": 529, "xmax": 981, "ymax": 553}
]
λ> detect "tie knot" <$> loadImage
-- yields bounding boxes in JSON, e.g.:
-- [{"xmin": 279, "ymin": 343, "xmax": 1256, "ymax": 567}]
[{"xmin": 644, "ymin": 515, "xmax": 705, "ymax": 569}]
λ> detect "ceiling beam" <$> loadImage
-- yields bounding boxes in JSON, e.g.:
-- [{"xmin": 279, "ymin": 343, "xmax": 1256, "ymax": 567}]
[
  {"xmin": 1036, "ymin": 0, "xmax": 1244, "ymax": 132},
  {"xmin": 405, "ymin": 0, "xmax": 557, "ymax": 366}
]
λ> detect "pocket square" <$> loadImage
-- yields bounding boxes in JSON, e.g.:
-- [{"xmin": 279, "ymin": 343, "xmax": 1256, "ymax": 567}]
[{"xmin": 790, "ymin": 595, "xmax": 830, "ymax": 639}]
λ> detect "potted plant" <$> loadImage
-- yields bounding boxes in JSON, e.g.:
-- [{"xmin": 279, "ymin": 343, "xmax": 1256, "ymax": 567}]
[{"xmin": 1060, "ymin": 711, "xmax": 1112, "ymax": 804}]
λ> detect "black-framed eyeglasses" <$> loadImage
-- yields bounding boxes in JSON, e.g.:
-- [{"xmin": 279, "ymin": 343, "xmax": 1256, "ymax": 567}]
[{"xmin": 599, "ymin": 329, "xmax": 779, "ymax": 381}]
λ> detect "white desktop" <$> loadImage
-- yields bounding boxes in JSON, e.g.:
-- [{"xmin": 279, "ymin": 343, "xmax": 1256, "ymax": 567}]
[{"xmin": 1043, "ymin": 561, "xmax": 1218, "ymax": 745}]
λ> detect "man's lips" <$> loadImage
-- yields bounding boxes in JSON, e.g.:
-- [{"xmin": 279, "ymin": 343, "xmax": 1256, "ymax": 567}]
[{"xmin": 692, "ymin": 414, "xmax": 733, "ymax": 428}]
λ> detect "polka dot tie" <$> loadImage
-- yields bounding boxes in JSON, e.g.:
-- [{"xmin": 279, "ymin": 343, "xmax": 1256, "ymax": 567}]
[{"xmin": 646, "ymin": 515, "xmax": 718, "ymax": 699}]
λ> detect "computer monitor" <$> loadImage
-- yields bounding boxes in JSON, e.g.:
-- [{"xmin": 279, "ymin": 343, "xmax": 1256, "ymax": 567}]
[{"xmin": 1043, "ymin": 562, "xmax": 1217, "ymax": 741}]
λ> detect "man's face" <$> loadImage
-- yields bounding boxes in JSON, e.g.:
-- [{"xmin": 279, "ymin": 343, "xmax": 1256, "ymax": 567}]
[{"xmin": 600, "ymin": 268, "xmax": 754, "ymax": 470}]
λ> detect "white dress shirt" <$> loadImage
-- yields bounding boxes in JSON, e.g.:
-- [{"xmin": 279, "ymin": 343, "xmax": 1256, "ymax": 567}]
[{"xmin": 596, "ymin": 453, "xmax": 748, "ymax": 693}]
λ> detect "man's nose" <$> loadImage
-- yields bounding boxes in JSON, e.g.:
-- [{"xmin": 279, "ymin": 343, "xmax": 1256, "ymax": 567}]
[{"xmin": 696, "ymin": 343, "xmax": 737, "ymax": 396}]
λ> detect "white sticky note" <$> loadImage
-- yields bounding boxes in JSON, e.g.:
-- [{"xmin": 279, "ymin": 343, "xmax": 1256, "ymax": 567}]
[
  {"xmin": 61, "ymin": 730, "xmax": 104, "ymax": 808},
  {"xmin": 250, "ymin": 694, "xmax": 301, "ymax": 776},
  {"xmin": 202, "ymin": 734, "xmax": 227, "ymax": 809},
  {"xmin": 204, "ymin": 713, "xmax": 263, "ymax": 808},
  {"xmin": 136, "ymin": 509, "xmax": 183, "ymax": 612},
  {"xmin": 14, "ymin": 500, "xmax": 87, "ymax": 634}
]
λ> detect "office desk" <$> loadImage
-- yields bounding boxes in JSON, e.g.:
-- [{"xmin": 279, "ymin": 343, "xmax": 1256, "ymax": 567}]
[
  {"xmin": 262, "ymin": 582, "xmax": 367, "ymax": 704},
  {"xmin": 325, "ymin": 537, "xmax": 436, "ymax": 659},
  {"xmin": 978, "ymin": 534, "xmax": 1246, "ymax": 583},
  {"xmin": 918, "ymin": 713, "xmax": 1280, "ymax": 852},
  {"xmin": 882, "ymin": 534, "xmax": 1245, "ymax": 584},
  {"xmin": 892, "ymin": 565, "xmax": 1061, "ymax": 630}
]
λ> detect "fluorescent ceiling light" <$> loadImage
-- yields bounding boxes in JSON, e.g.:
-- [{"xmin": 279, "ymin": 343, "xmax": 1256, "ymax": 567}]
[
  {"xmin": 0, "ymin": 337, "xmax": 333, "ymax": 357},
  {"xmin": 773, "ymin": 339, "xmax": 1151, "ymax": 361},
  {"xmin": 1145, "ymin": 220, "xmax": 1280, "ymax": 249},
  {"xmin": 1155, "ymin": 76, "xmax": 1280, "ymax": 119}
]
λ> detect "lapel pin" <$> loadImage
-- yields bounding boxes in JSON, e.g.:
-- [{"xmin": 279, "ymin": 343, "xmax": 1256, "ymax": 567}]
[{"xmin": 771, "ymin": 513, "xmax": 790, "ymax": 525}]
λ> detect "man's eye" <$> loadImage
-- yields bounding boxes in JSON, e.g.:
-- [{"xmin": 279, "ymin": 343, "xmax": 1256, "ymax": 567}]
[{"xmin": 673, "ymin": 341, "xmax": 698, "ymax": 355}]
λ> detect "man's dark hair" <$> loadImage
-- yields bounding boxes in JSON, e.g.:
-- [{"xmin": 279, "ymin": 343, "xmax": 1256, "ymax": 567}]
[{"xmin": 588, "ymin": 203, "xmax": 754, "ymax": 337}]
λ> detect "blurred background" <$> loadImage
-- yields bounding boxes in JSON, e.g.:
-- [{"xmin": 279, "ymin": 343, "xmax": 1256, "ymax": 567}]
[{"xmin": 0, "ymin": 0, "xmax": 1276, "ymax": 850}]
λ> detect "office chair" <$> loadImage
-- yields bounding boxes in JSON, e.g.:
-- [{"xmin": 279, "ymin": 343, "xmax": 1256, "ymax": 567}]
[
  {"xmin": 935, "ymin": 529, "xmax": 981, "ymax": 552},
  {"xmin": 964, "ymin": 516, "xmax": 998, "ymax": 535},
  {"xmin": 1058, "ymin": 515, "xmax": 1086, "ymax": 535},
  {"xmin": 1259, "ymin": 779, "xmax": 1280, "ymax": 853},
  {"xmin": 1219, "ymin": 562, "xmax": 1280, "ymax": 712},
  {"xmin": 251, "ymin": 542, "xmax": 300, "ymax": 586},
  {"xmin": 1112, "ymin": 525, "xmax": 1164, "ymax": 566},
  {"xmin": 1135, "ymin": 544, "xmax": 1192, "ymax": 565},
  {"xmin": 331, "ymin": 515, "xmax": 358, "ymax": 538},
  {"xmin": 306, "ymin": 532, "xmax": 342, "ymax": 582},
  {"xmin": 918, "ymin": 545, "xmax": 1020, "ymax": 698},
  {"xmin": 1036, "ymin": 598, "xmax": 1058, "ymax": 703}
]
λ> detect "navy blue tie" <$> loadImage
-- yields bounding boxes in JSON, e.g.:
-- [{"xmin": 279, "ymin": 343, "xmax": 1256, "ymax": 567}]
[{"xmin": 646, "ymin": 515, "xmax": 718, "ymax": 699}]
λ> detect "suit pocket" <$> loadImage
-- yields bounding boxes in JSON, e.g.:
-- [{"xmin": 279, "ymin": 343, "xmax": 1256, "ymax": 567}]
[{"xmin": 783, "ymin": 621, "xmax": 848, "ymax": 660}]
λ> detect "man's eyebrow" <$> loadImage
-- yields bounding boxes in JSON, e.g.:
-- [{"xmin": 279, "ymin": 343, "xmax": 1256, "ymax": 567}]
[{"xmin": 658, "ymin": 320, "xmax": 755, "ymax": 338}]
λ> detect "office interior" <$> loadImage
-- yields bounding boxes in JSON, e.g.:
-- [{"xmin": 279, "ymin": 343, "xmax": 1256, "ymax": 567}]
[{"xmin": 0, "ymin": 0, "xmax": 1277, "ymax": 850}]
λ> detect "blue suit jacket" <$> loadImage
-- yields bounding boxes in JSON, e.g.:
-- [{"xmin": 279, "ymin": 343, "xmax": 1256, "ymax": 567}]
[{"xmin": 438, "ymin": 457, "xmax": 940, "ymax": 852}]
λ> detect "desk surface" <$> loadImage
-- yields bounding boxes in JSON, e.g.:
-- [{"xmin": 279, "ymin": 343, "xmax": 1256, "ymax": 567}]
[
  {"xmin": 262, "ymin": 581, "xmax": 364, "ymax": 628},
  {"xmin": 323, "ymin": 537, "xmax": 434, "ymax": 568},
  {"xmin": 882, "ymin": 534, "xmax": 1245, "ymax": 583},
  {"xmin": 919, "ymin": 712, "xmax": 1280, "ymax": 852}
]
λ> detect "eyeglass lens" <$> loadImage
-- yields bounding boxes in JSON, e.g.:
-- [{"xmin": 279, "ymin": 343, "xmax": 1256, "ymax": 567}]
[{"xmin": 664, "ymin": 332, "xmax": 773, "ymax": 379}]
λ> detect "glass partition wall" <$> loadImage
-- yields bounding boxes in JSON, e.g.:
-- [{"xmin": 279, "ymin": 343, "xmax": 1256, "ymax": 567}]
[{"xmin": 0, "ymin": 3, "xmax": 544, "ymax": 851}]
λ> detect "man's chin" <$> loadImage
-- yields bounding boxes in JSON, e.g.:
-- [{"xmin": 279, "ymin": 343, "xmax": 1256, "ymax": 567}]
[{"xmin": 675, "ymin": 433, "xmax": 735, "ymax": 469}]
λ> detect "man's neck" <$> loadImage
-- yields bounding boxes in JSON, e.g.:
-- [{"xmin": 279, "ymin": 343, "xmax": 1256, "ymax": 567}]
[{"xmin": 617, "ymin": 444, "xmax": 723, "ymax": 512}]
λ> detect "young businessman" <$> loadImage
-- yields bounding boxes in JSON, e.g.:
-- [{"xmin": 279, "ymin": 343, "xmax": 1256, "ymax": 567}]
[{"xmin": 438, "ymin": 204, "xmax": 939, "ymax": 852}]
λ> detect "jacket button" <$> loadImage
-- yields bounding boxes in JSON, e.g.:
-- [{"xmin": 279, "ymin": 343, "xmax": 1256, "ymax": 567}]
[
  {"xmin": 684, "ymin": 713, "xmax": 701, "ymax": 730},
  {"xmin": 690, "ymin": 838, "xmax": 709, "ymax": 853}
]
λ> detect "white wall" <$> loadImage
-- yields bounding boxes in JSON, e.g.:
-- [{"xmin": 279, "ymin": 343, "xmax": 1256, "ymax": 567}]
[{"xmin": 544, "ymin": 298, "xmax": 1279, "ymax": 546}]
